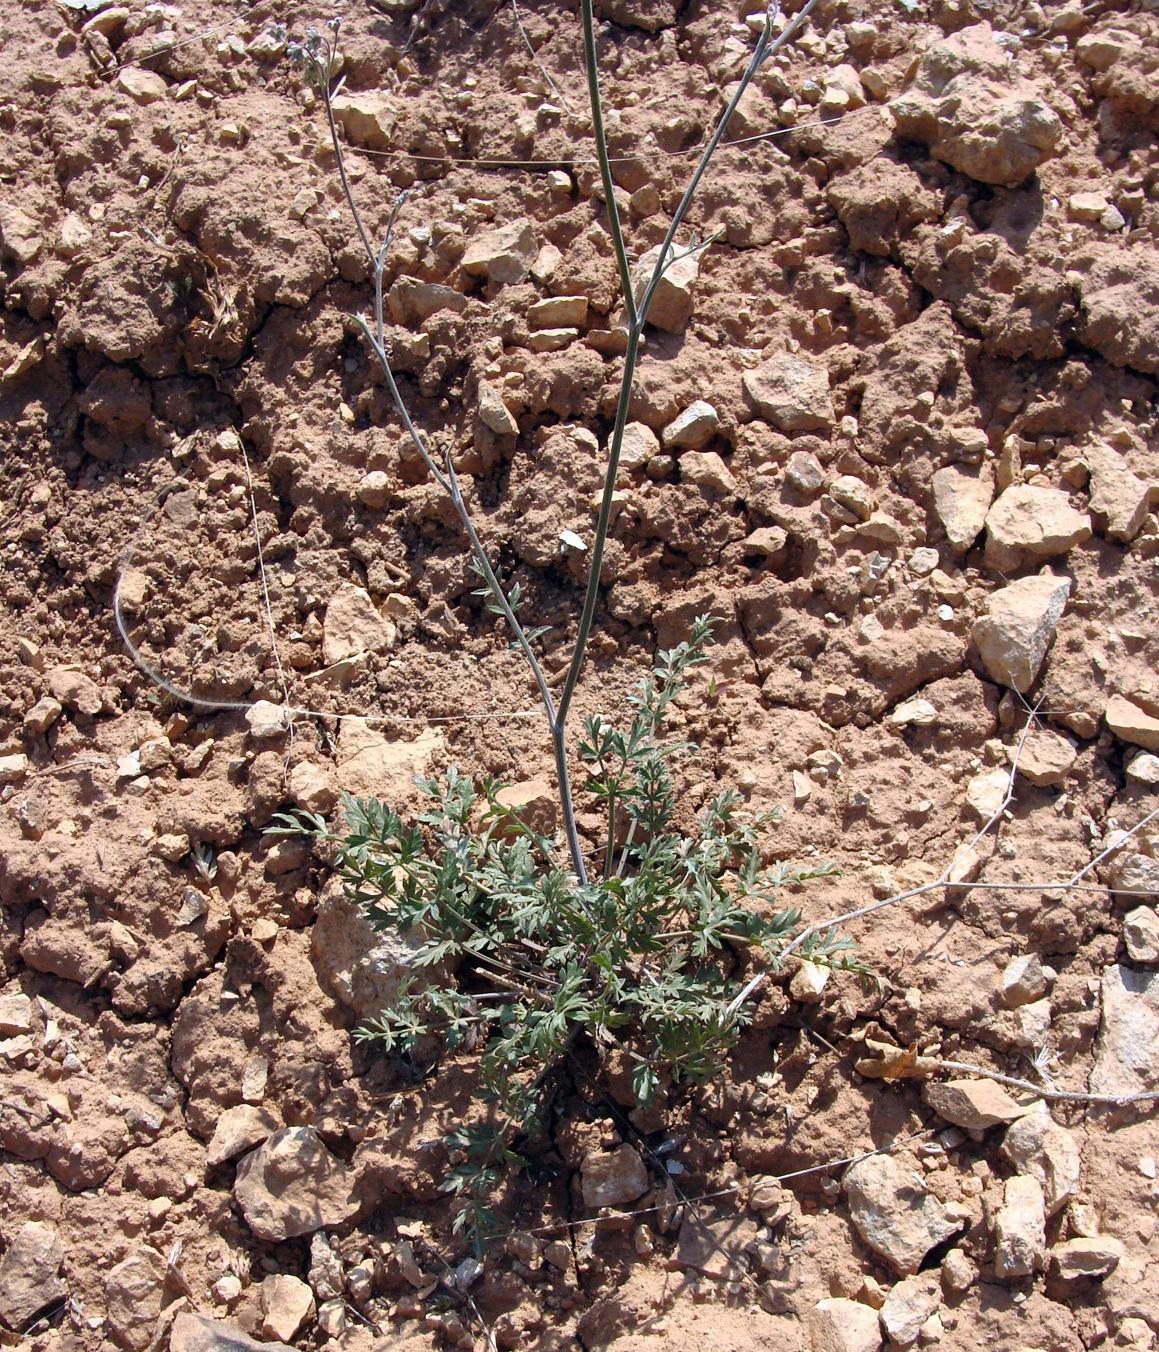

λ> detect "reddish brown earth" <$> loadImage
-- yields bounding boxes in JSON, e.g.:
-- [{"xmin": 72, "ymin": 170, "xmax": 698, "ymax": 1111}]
[{"xmin": 1, "ymin": 0, "xmax": 1158, "ymax": 1349}]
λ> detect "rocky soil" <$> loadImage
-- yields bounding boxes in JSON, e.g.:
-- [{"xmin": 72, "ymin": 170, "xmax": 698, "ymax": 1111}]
[{"xmin": 1, "ymin": 0, "xmax": 1158, "ymax": 1349}]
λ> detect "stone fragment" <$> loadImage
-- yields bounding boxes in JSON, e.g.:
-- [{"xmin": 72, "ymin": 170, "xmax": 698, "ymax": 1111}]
[
  {"xmin": 790, "ymin": 960, "xmax": 829, "ymax": 1003},
  {"xmin": 972, "ymin": 573, "xmax": 1070, "ymax": 692},
  {"xmin": 0, "ymin": 754, "xmax": 28, "ymax": 786},
  {"xmin": 984, "ymin": 486, "xmax": 1091, "ymax": 569},
  {"xmin": 662, "ymin": 400, "xmax": 719, "ymax": 450},
  {"xmin": 933, "ymin": 464, "xmax": 994, "ymax": 553},
  {"xmin": 1000, "ymin": 1108, "xmax": 1081, "ymax": 1216},
  {"xmin": 57, "ymin": 212, "xmax": 92, "ymax": 257},
  {"xmin": 580, "ymin": 1145, "xmax": 649, "ymax": 1209},
  {"xmin": 494, "ymin": 776, "xmax": 557, "ymax": 837},
  {"xmin": 528, "ymin": 295, "xmax": 587, "ymax": 328},
  {"xmin": 1126, "ymin": 753, "xmax": 1159, "ymax": 785},
  {"xmin": 206, "ymin": 1104, "xmax": 283, "ymax": 1168},
  {"xmin": 993, "ymin": 1175, "xmax": 1046, "ymax": 1278},
  {"xmin": 170, "ymin": 1314, "xmax": 295, "ymax": 1352},
  {"xmin": 322, "ymin": 584, "xmax": 396, "ymax": 666},
  {"xmin": 1091, "ymin": 964, "xmax": 1159, "ymax": 1098},
  {"xmin": 107, "ymin": 1246, "xmax": 168, "ymax": 1351},
  {"xmin": 234, "ymin": 1127, "xmax": 360, "ymax": 1242},
  {"xmin": 477, "ymin": 380, "xmax": 519, "ymax": 436},
  {"xmin": 1001, "ymin": 954, "xmax": 1048, "ymax": 1007},
  {"xmin": 528, "ymin": 328, "xmax": 577, "ymax": 352},
  {"xmin": 245, "ymin": 701, "xmax": 288, "ymax": 740},
  {"xmin": 674, "ymin": 1213, "xmax": 759, "ymax": 1281},
  {"xmin": 460, "ymin": 219, "xmax": 535, "ymax": 286},
  {"xmin": 46, "ymin": 666, "xmax": 102, "ymax": 716},
  {"xmin": 1106, "ymin": 696, "xmax": 1159, "ymax": 752},
  {"xmin": 1014, "ymin": 727, "xmax": 1077, "ymax": 787},
  {"xmin": 785, "ymin": 450, "xmax": 826, "ymax": 494},
  {"xmin": 632, "ymin": 243, "xmax": 702, "ymax": 333},
  {"xmin": 805, "ymin": 1296, "xmax": 882, "ymax": 1352},
  {"xmin": 1075, "ymin": 28, "xmax": 1139, "ymax": 70},
  {"xmin": 681, "ymin": 450, "xmax": 737, "ymax": 495},
  {"xmin": 0, "ymin": 1222, "xmax": 67, "ymax": 1333},
  {"xmin": 791, "ymin": 770, "xmax": 812, "ymax": 806},
  {"xmin": 965, "ymin": 768, "xmax": 1008, "ymax": 819},
  {"xmin": 356, "ymin": 471, "xmax": 391, "ymax": 508},
  {"xmin": 116, "ymin": 68, "xmax": 168, "ymax": 103},
  {"xmin": 829, "ymin": 475, "xmax": 875, "ymax": 521},
  {"xmin": 330, "ymin": 91, "xmax": 395, "ymax": 150},
  {"xmin": 0, "ymin": 993, "xmax": 34, "ymax": 1036},
  {"xmin": 940, "ymin": 1249, "xmax": 976, "ymax": 1295},
  {"xmin": 742, "ymin": 526, "xmax": 788, "ymax": 558},
  {"xmin": 1088, "ymin": 447, "xmax": 1157, "ymax": 542},
  {"xmin": 889, "ymin": 698, "xmax": 937, "ymax": 728},
  {"xmin": 1124, "ymin": 907, "xmax": 1159, "ymax": 964},
  {"xmin": 23, "ymin": 695, "xmax": 62, "ymax": 734},
  {"xmin": 922, "ymin": 1079, "xmax": 1031, "ymax": 1131},
  {"xmin": 287, "ymin": 760, "xmax": 336, "ymax": 814},
  {"xmin": 620, "ymin": 422, "xmax": 659, "ymax": 468},
  {"xmin": 334, "ymin": 721, "xmax": 444, "ymax": 802},
  {"xmin": 891, "ymin": 23, "xmax": 1062, "ymax": 187},
  {"xmin": 313, "ymin": 876, "xmax": 426, "ymax": 1021},
  {"xmin": 879, "ymin": 1272, "xmax": 940, "ymax": 1349},
  {"xmin": 308, "ymin": 1232, "xmax": 343, "ymax": 1301},
  {"xmin": 1109, "ymin": 852, "xmax": 1159, "ymax": 900},
  {"xmin": 743, "ymin": 353, "xmax": 834, "ymax": 432},
  {"xmin": 1050, "ymin": 1237, "xmax": 1124, "ymax": 1281},
  {"xmin": 0, "ymin": 206, "xmax": 43, "ymax": 266},
  {"xmin": 843, "ymin": 1155, "xmax": 959, "ymax": 1275},
  {"xmin": 317, "ymin": 1300, "xmax": 346, "ymax": 1339}
]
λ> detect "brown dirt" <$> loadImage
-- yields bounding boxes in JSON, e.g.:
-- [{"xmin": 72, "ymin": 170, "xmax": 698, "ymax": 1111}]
[{"xmin": 1, "ymin": 0, "xmax": 1158, "ymax": 1349}]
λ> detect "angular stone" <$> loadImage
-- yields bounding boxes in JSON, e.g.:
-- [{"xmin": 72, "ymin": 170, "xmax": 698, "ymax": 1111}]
[
  {"xmin": 0, "ymin": 206, "xmax": 42, "ymax": 266},
  {"xmin": 477, "ymin": 380, "xmax": 518, "ymax": 436},
  {"xmin": 972, "ymin": 573, "xmax": 1071, "ymax": 692},
  {"xmin": 245, "ymin": 701, "xmax": 288, "ymax": 740},
  {"xmin": 1106, "ymin": 696, "xmax": 1159, "ymax": 752},
  {"xmin": 1088, "ymin": 448, "xmax": 1156, "ymax": 542},
  {"xmin": 463, "ymin": 219, "xmax": 538, "ymax": 285},
  {"xmin": 312, "ymin": 876, "xmax": 426, "ymax": 1022},
  {"xmin": 889, "ymin": 698, "xmax": 937, "ymax": 728},
  {"xmin": 1014, "ymin": 727, "xmax": 1077, "ymax": 787},
  {"xmin": 632, "ymin": 242, "xmax": 702, "ymax": 333},
  {"xmin": 1050, "ymin": 1236, "xmax": 1124, "ymax": 1281},
  {"xmin": 742, "ymin": 526, "xmax": 788, "ymax": 558},
  {"xmin": 322, "ymin": 584, "xmax": 396, "ymax": 666},
  {"xmin": 681, "ymin": 450, "xmax": 737, "ymax": 495},
  {"xmin": 620, "ymin": 422, "xmax": 659, "ymax": 468},
  {"xmin": 528, "ymin": 295, "xmax": 587, "ymax": 329},
  {"xmin": 805, "ymin": 1296, "xmax": 882, "ymax": 1352},
  {"xmin": 879, "ymin": 1272, "xmax": 940, "ymax": 1349},
  {"xmin": 785, "ymin": 450, "xmax": 826, "ymax": 494},
  {"xmin": 47, "ymin": 665, "xmax": 102, "ymax": 716},
  {"xmin": 261, "ymin": 1275, "xmax": 315, "ymax": 1342},
  {"xmin": 330, "ymin": 91, "xmax": 395, "ymax": 150},
  {"xmin": 1124, "ymin": 907, "xmax": 1159, "ymax": 964},
  {"xmin": 106, "ymin": 1246, "xmax": 168, "ymax": 1351},
  {"xmin": 580, "ymin": 1145, "xmax": 648, "ymax": 1209},
  {"xmin": 922, "ymin": 1079, "xmax": 1032, "ymax": 1132},
  {"xmin": 829, "ymin": 475, "xmax": 875, "ymax": 521},
  {"xmin": 334, "ymin": 722, "xmax": 444, "ymax": 801},
  {"xmin": 494, "ymin": 776, "xmax": 558, "ymax": 837},
  {"xmin": 843, "ymin": 1155, "xmax": 959, "ymax": 1276},
  {"xmin": 206, "ymin": 1104, "xmax": 283, "ymax": 1168},
  {"xmin": 356, "ymin": 471, "xmax": 391, "ymax": 509},
  {"xmin": 1075, "ymin": 28, "xmax": 1139, "ymax": 70},
  {"xmin": 0, "ymin": 1222, "xmax": 67, "ymax": 1333},
  {"xmin": 662, "ymin": 400, "xmax": 719, "ymax": 450},
  {"xmin": 743, "ymin": 353, "xmax": 834, "ymax": 432},
  {"xmin": 287, "ymin": 760, "xmax": 336, "ymax": 814},
  {"xmin": 1000, "ymin": 1107, "xmax": 1081, "ymax": 1216},
  {"xmin": 984, "ymin": 486, "xmax": 1091, "ymax": 569},
  {"xmin": 1001, "ymin": 954, "xmax": 1049, "ymax": 1007},
  {"xmin": 116, "ymin": 68, "xmax": 168, "ymax": 103},
  {"xmin": 790, "ymin": 960, "xmax": 829, "ymax": 1003},
  {"xmin": 965, "ymin": 768, "xmax": 1008, "ymax": 819},
  {"xmin": 170, "ymin": 1314, "xmax": 295, "ymax": 1352},
  {"xmin": 993, "ymin": 1175, "xmax": 1046, "ymax": 1278},
  {"xmin": 1126, "ymin": 752, "xmax": 1159, "ymax": 785},
  {"xmin": 1091, "ymin": 964, "xmax": 1159, "ymax": 1098},
  {"xmin": 933, "ymin": 464, "xmax": 994, "ymax": 553},
  {"xmin": 0, "ymin": 994, "xmax": 34, "ymax": 1036},
  {"xmin": 234, "ymin": 1127, "xmax": 360, "ymax": 1242}
]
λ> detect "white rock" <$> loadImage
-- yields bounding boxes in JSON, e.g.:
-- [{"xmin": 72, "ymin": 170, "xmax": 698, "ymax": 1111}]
[
  {"xmin": 972, "ymin": 573, "xmax": 1070, "ymax": 692},
  {"xmin": 879, "ymin": 1272, "xmax": 940, "ymax": 1348},
  {"xmin": 1002, "ymin": 953, "xmax": 1049, "ymax": 1006},
  {"xmin": 356, "ymin": 470, "xmax": 391, "ymax": 508},
  {"xmin": 528, "ymin": 295, "xmax": 587, "ymax": 329},
  {"xmin": 246, "ymin": 700, "xmax": 289, "ymax": 740},
  {"xmin": 1125, "ymin": 752, "xmax": 1159, "ymax": 785},
  {"xmin": 0, "ymin": 994, "xmax": 34, "ymax": 1037},
  {"xmin": 206, "ymin": 1104, "xmax": 283, "ymax": 1168},
  {"xmin": 890, "ymin": 698, "xmax": 937, "ymax": 728},
  {"xmin": 1050, "ymin": 1236, "xmax": 1124, "ymax": 1281},
  {"xmin": 116, "ymin": 68, "xmax": 168, "ymax": 103},
  {"xmin": 933, "ymin": 464, "xmax": 994, "ymax": 553},
  {"xmin": 620, "ymin": 422, "xmax": 659, "ymax": 468},
  {"xmin": 1091, "ymin": 964, "xmax": 1159, "ymax": 1098},
  {"xmin": 662, "ymin": 400, "xmax": 719, "ymax": 450},
  {"xmin": 0, "ymin": 1222, "xmax": 67, "ymax": 1333},
  {"xmin": 921, "ymin": 1079, "xmax": 1031, "ymax": 1131},
  {"xmin": 322, "ymin": 584, "xmax": 396, "ymax": 666},
  {"xmin": 743, "ymin": 353, "xmax": 834, "ymax": 431},
  {"xmin": 843, "ymin": 1155, "xmax": 959, "ymax": 1276},
  {"xmin": 462, "ymin": 218, "xmax": 538, "ymax": 285},
  {"xmin": 909, "ymin": 547, "xmax": 940, "ymax": 576},
  {"xmin": 1106, "ymin": 696, "xmax": 1159, "ymax": 752},
  {"xmin": 632, "ymin": 243, "xmax": 702, "ymax": 333},
  {"xmin": 993, "ymin": 1175, "xmax": 1046, "ymax": 1278},
  {"xmin": 330, "ymin": 90, "xmax": 395, "ymax": 150},
  {"xmin": 1014, "ymin": 727, "xmax": 1077, "ymax": 787},
  {"xmin": 1000, "ymin": 1106, "xmax": 1081, "ymax": 1216},
  {"xmin": 234, "ymin": 1128, "xmax": 360, "ymax": 1243},
  {"xmin": 477, "ymin": 380, "xmax": 519, "ymax": 436},
  {"xmin": 681, "ymin": 450, "xmax": 738, "ymax": 496},
  {"xmin": 580, "ymin": 1145, "xmax": 649, "ymax": 1208},
  {"xmin": 806, "ymin": 1296, "xmax": 882, "ymax": 1352},
  {"xmin": 965, "ymin": 768, "xmax": 1008, "ymax": 819},
  {"xmin": 1124, "ymin": 907, "xmax": 1159, "ymax": 964},
  {"xmin": 984, "ymin": 485, "xmax": 1091, "ymax": 569},
  {"xmin": 828, "ymin": 474, "xmax": 875, "ymax": 521},
  {"xmin": 785, "ymin": 450, "xmax": 826, "ymax": 494},
  {"xmin": 790, "ymin": 959, "xmax": 829, "ymax": 1002}
]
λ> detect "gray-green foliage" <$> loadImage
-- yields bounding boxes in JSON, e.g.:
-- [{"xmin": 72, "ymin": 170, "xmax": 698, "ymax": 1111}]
[{"xmin": 272, "ymin": 619, "xmax": 855, "ymax": 1243}]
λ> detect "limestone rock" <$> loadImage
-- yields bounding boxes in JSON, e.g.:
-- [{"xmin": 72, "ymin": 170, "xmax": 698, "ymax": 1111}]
[
  {"xmin": 1076, "ymin": 28, "xmax": 1139, "ymax": 71},
  {"xmin": 1127, "ymin": 752, "xmax": 1159, "ymax": 785},
  {"xmin": 922, "ymin": 1079, "xmax": 1031, "ymax": 1131},
  {"xmin": 462, "ymin": 219, "xmax": 538, "ymax": 285},
  {"xmin": 984, "ymin": 486, "xmax": 1091, "ymax": 569},
  {"xmin": 620, "ymin": 422, "xmax": 659, "ymax": 468},
  {"xmin": 47, "ymin": 665, "xmax": 102, "ymax": 716},
  {"xmin": 993, "ymin": 1174, "xmax": 1046, "ymax": 1278},
  {"xmin": 972, "ymin": 573, "xmax": 1070, "ymax": 692},
  {"xmin": 785, "ymin": 450, "xmax": 826, "ymax": 494},
  {"xmin": 1001, "ymin": 954, "xmax": 1049, "ymax": 1007},
  {"xmin": 632, "ymin": 243, "xmax": 702, "ymax": 333},
  {"xmin": 0, "ymin": 993, "xmax": 34, "ymax": 1036},
  {"xmin": 0, "ymin": 205, "xmax": 43, "ymax": 266},
  {"xmin": 322, "ymin": 584, "xmax": 396, "ymax": 665},
  {"xmin": 891, "ymin": 24, "xmax": 1062, "ymax": 187},
  {"xmin": 287, "ymin": 760, "xmax": 336, "ymax": 814},
  {"xmin": 528, "ymin": 295, "xmax": 587, "ymax": 329},
  {"xmin": 790, "ymin": 960, "xmax": 829, "ymax": 1003},
  {"xmin": 1091, "ymin": 964, "xmax": 1159, "ymax": 1098},
  {"xmin": 932, "ymin": 464, "xmax": 994, "ymax": 554},
  {"xmin": 940, "ymin": 1248, "xmax": 976, "ymax": 1295},
  {"xmin": 206, "ymin": 1104, "xmax": 283, "ymax": 1168},
  {"xmin": 805, "ymin": 1297, "xmax": 882, "ymax": 1352},
  {"xmin": 580, "ymin": 1145, "xmax": 649, "ymax": 1208},
  {"xmin": 116, "ymin": 68, "xmax": 168, "ymax": 104},
  {"xmin": 829, "ymin": 475, "xmax": 875, "ymax": 521},
  {"xmin": 1050, "ymin": 1236, "xmax": 1124, "ymax": 1281},
  {"xmin": 1124, "ymin": 907, "xmax": 1159, "ymax": 964},
  {"xmin": 1087, "ymin": 446, "xmax": 1157, "ymax": 542},
  {"xmin": 1075, "ymin": 246, "xmax": 1159, "ymax": 375},
  {"xmin": 662, "ymin": 400, "xmax": 719, "ymax": 450},
  {"xmin": 889, "ymin": 698, "xmax": 937, "ymax": 728},
  {"xmin": 494, "ymin": 776, "xmax": 558, "ymax": 837},
  {"xmin": 107, "ymin": 1246, "xmax": 168, "ymax": 1351},
  {"xmin": 313, "ymin": 876, "xmax": 426, "ymax": 1021},
  {"xmin": 742, "ymin": 526, "xmax": 788, "ymax": 558},
  {"xmin": 843, "ymin": 1155, "xmax": 959, "ymax": 1275},
  {"xmin": 0, "ymin": 1222, "xmax": 67, "ymax": 1333},
  {"xmin": 681, "ymin": 450, "xmax": 737, "ymax": 496},
  {"xmin": 356, "ymin": 470, "xmax": 391, "ymax": 508},
  {"xmin": 965, "ymin": 768, "xmax": 1008, "ymax": 819},
  {"xmin": 1106, "ymin": 696, "xmax": 1159, "ymax": 752},
  {"xmin": 234, "ymin": 1127, "xmax": 360, "ymax": 1242},
  {"xmin": 170, "ymin": 1313, "xmax": 295, "ymax": 1352},
  {"xmin": 331, "ymin": 91, "xmax": 395, "ymax": 150},
  {"xmin": 333, "ymin": 722, "xmax": 444, "ymax": 801},
  {"xmin": 879, "ymin": 1272, "xmax": 940, "ymax": 1349},
  {"xmin": 743, "ymin": 353, "xmax": 834, "ymax": 432},
  {"xmin": 1000, "ymin": 1108, "xmax": 1081, "ymax": 1216},
  {"xmin": 1014, "ymin": 727, "xmax": 1077, "ymax": 787},
  {"xmin": 261, "ymin": 1275, "xmax": 315, "ymax": 1342},
  {"xmin": 477, "ymin": 380, "xmax": 519, "ymax": 436},
  {"xmin": 245, "ymin": 700, "xmax": 288, "ymax": 740}
]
